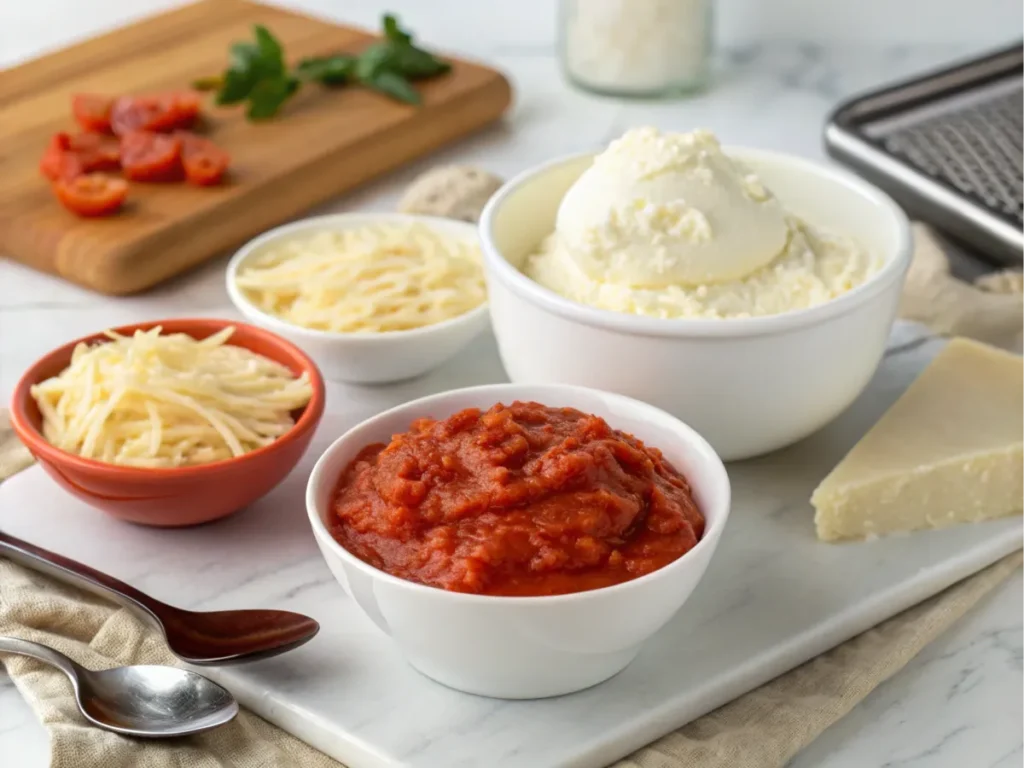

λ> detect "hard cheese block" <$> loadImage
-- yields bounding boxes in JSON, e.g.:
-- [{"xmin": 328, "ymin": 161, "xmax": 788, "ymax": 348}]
[{"xmin": 813, "ymin": 337, "xmax": 1023, "ymax": 541}]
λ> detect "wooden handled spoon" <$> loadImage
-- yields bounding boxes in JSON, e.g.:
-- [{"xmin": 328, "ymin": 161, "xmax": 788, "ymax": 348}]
[{"xmin": 0, "ymin": 531, "xmax": 319, "ymax": 665}]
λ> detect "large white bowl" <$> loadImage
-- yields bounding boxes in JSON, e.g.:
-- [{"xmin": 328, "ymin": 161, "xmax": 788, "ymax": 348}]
[
  {"xmin": 226, "ymin": 213, "xmax": 490, "ymax": 384},
  {"xmin": 479, "ymin": 148, "xmax": 913, "ymax": 460},
  {"xmin": 306, "ymin": 383, "xmax": 730, "ymax": 699}
]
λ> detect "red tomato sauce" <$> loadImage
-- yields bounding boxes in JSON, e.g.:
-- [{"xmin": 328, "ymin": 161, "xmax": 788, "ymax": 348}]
[{"xmin": 329, "ymin": 402, "xmax": 705, "ymax": 597}]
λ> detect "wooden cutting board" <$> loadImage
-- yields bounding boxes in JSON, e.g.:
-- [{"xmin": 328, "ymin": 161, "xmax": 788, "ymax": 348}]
[{"xmin": 0, "ymin": 0, "xmax": 512, "ymax": 295}]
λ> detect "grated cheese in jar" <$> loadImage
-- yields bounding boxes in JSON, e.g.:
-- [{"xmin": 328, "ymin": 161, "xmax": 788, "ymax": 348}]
[{"xmin": 560, "ymin": 0, "xmax": 712, "ymax": 96}]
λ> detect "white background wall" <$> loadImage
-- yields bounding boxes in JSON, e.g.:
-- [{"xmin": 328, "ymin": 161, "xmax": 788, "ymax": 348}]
[
  {"xmin": 715, "ymin": 0, "xmax": 1023, "ymax": 44},
  {"xmin": 3, "ymin": 0, "xmax": 1022, "ymax": 69}
]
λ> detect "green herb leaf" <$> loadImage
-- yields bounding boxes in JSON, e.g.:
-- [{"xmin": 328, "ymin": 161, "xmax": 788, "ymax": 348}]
[
  {"xmin": 201, "ymin": 16, "xmax": 447, "ymax": 120},
  {"xmin": 354, "ymin": 42, "xmax": 395, "ymax": 81},
  {"xmin": 382, "ymin": 14, "xmax": 412, "ymax": 45},
  {"xmin": 228, "ymin": 42, "xmax": 254, "ymax": 68},
  {"xmin": 215, "ymin": 67, "xmax": 257, "ymax": 105},
  {"xmin": 373, "ymin": 14, "xmax": 449, "ymax": 80},
  {"xmin": 387, "ymin": 45, "xmax": 450, "ymax": 79},
  {"xmin": 246, "ymin": 76, "xmax": 299, "ymax": 119},
  {"xmin": 253, "ymin": 25, "xmax": 286, "ymax": 76},
  {"xmin": 216, "ymin": 40, "xmax": 270, "ymax": 105},
  {"xmin": 297, "ymin": 54, "xmax": 356, "ymax": 85},
  {"xmin": 364, "ymin": 70, "xmax": 420, "ymax": 105}
]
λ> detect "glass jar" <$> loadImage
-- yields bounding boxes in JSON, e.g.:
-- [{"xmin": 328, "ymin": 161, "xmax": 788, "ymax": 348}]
[{"xmin": 559, "ymin": 0, "xmax": 712, "ymax": 98}]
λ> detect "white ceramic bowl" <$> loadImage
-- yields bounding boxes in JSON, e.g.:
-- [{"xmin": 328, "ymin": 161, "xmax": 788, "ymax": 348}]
[
  {"xmin": 306, "ymin": 383, "xmax": 730, "ymax": 699},
  {"xmin": 226, "ymin": 213, "xmax": 490, "ymax": 384},
  {"xmin": 479, "ymin": 149, "xmax": 913, "ymax": 460}
]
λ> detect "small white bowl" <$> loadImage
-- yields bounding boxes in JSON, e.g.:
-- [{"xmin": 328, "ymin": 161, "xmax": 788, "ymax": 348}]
[
  {"xmin": 226, "ymin": 213, "xmax": 490, "ymax": 384},
  {"xmin": 306, "ymin": 383, "xmax": 730, "ymax": 699},
  {"xmin": 479, "ymin": 148, "xmax": 913, "ymax": 460}
]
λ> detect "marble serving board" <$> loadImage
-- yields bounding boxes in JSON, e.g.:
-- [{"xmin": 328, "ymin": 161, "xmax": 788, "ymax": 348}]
[{"xmin": 0, "ymin": 323, "xmax": 1020, "ymax": 768}]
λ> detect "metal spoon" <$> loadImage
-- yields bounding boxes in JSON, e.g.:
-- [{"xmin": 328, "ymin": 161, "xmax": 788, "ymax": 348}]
[
  {"xmin": 0, "ymin": 636, "xmax": 238, "ymax": 737},
  {"xmin": 0, "ymin": 531, "xmax": 319, "ymax": 665}
]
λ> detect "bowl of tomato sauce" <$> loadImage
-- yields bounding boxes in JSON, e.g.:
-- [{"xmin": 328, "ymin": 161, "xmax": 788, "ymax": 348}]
[{"xmin": 306, "ymin": 384, "xmax": 730, "ymax": 699}]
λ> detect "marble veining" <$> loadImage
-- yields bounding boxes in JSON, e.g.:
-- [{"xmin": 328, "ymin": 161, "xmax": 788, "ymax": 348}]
[{"xmin": 1, "ymin": 0, "xmax": 1022, "ymax": 765}]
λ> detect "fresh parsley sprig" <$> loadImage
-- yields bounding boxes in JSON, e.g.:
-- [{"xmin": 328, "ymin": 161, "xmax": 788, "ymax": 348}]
[{"xmin": 194, "ymin": 14, "xmax": 451, "ymax": 120}]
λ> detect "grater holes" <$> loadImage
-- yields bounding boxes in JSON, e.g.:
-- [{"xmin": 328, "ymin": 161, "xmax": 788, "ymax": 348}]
[{"xmin": 878, "ymin": 88, "xmax": 1023, "ymax": 226}]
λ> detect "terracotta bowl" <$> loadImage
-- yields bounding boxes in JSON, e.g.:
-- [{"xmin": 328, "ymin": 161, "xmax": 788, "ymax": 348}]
[{"xmin": 9, "ymin": 318, "xmax": 326, "ymax": 527}]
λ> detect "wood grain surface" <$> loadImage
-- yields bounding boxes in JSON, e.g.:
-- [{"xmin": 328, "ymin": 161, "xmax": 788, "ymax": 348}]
[{"xmin": 0, "ymin": 0, "xmax": 512, "ymax": 295}]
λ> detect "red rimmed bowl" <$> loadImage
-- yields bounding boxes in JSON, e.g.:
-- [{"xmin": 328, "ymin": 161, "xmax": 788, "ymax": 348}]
[{"xmin": 10, "ymin": 318, "xmax": 326, "ymax": 527}]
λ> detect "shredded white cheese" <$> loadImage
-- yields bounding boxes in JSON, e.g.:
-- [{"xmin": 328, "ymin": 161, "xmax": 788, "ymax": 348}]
[
  {"xmin": 30, "ymin": 327, "xmax": 313, "ymax": 468},
  {"xmin": 234, "ymin": 223, "xmax": 486, "ymax": 333}
]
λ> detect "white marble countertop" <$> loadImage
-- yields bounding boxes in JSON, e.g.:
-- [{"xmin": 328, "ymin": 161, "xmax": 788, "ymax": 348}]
[{"xmin": 1, "ymin": 1, "xmax": 1021, "ymax": 766}]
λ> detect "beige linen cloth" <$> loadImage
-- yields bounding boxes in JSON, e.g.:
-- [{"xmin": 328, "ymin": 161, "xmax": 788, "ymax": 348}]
[{"xmin": 1, "ymin": 224, "xmax": 1022, "ymax": 767}]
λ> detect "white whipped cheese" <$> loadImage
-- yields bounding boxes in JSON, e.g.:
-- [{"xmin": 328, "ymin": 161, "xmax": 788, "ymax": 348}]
[{"xmin": 524, "ymin": 127, "xmax": 881, "ymax": 319}]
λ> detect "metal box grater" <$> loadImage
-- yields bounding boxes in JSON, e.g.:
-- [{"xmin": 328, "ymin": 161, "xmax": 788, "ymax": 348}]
[{"xmin": 825, "ymin": 43, "xmax": 1023, "ymax": 266}]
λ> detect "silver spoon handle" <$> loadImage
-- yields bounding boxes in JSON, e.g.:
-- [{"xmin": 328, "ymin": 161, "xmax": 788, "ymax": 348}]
[
  {"xmin": 0, "ymin": 531, "xmax": 166, "ymax": 629},
  {"xmin": 0, "ymin": 636, "xmax": 82, "ymax": 684}
]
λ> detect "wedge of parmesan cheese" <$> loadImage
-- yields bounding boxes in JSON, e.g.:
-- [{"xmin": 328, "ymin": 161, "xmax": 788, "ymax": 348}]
[{"xmin": 812, "ymin": 338, "xmax": 1023, "ymax": 541}]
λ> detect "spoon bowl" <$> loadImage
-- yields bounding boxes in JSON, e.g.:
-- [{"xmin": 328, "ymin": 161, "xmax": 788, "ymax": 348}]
[
  {"xmin": 0, "ymin": 637, "xmax": 239, "ymax": 738},
  {"xmin": 157, "ymin": 605, "xmax": 321, "ymax": 665},
  {"xmin": 0, "ymin": 531, "xmax": 319, "ymax": 664},
  {"xmin": 79, "ymin": 664, "xmax": 238, "ymax": 737}
]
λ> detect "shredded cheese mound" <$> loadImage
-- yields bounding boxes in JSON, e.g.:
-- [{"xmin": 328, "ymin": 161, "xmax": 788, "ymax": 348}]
[
  {"xmin": 234, "ymin": 223, "xmax": 487, "ymax": 333},
  {"xmin": 30, "ymin": 327, "xmax": 313, "ymax": 468}
]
